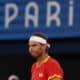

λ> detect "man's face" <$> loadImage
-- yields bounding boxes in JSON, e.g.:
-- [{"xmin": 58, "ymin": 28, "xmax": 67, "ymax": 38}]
[{"xmin": 29, "ymin": 41, "xmax": 43, "ymax": 58}]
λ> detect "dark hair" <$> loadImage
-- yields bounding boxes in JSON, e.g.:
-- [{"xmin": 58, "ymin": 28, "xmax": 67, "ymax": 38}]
[{"xmin": 32, "ymin": 32, "xmax": 48, "ymax": 42}]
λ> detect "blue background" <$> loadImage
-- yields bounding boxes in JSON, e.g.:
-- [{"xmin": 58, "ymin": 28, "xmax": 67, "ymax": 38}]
[{"xmin": 0, "ymin": 0, "xmax": 80, "ymax": 39}]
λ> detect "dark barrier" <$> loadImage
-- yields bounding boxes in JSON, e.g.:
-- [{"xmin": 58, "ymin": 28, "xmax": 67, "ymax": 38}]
[{"xmin": 0, "ymin": 38, "xmax": 80, "ymax": 56}]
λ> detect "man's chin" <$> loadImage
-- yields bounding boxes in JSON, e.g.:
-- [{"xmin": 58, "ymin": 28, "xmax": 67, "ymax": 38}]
[
  {"xmin": 32, "ymin": 55, "xmax": 38, "ymax": 58},
  {"xmin": 31, "ymin": 54, "xmax": 39, "ymax": 58}
]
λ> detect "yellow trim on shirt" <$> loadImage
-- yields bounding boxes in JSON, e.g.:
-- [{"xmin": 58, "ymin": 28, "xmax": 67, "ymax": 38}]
[
  {"xmin": 48, "ymin": 74, "xmax": 62, "ymax": 80},
  {"xmin": 43, "ymin": 56, "xmax": 50, "ymax": 63},
  {"xmin": 36, "ymin": 56, "xmax": 50, "ymax": 67}
]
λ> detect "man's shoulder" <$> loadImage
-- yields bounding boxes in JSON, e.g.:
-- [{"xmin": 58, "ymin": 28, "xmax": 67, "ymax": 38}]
[
  {"xmin": 47, "ymin": 56, "xmax": 60, "ymax": 66},
  {"xmin": 31, "ymin": 62, "xmax": 36, "ymax": 72},
  {"xmin": 32, "ymin": 62, "xmax": 36, "ymax": 68}
]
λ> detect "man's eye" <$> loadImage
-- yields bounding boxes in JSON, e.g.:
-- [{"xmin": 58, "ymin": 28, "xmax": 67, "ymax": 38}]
[{"xmin": 32, "ymin": 45, "xmax": 37, "ymax": 47}]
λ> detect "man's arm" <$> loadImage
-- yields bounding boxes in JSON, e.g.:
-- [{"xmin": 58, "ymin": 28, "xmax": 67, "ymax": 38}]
[{"xmin": 50, "ymin": 77, "xmax": 62, "ymax": 80}]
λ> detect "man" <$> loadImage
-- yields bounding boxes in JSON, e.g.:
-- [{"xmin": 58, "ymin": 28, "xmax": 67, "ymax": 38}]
[{"xmin": 28, "ymin": 32, "xmax": 64, "ymax": 80}]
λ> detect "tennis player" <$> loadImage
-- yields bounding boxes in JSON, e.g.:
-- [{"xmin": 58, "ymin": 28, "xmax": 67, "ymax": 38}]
[{"xmin": 28, "ymin": 32, "xmax": 64, "ymax": 80}]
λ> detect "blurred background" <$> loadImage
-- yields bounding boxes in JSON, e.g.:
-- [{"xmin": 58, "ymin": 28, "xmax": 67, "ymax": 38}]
[{"xmin": 0, "ymin": 0, "xmax": 80, "ymax": 80}]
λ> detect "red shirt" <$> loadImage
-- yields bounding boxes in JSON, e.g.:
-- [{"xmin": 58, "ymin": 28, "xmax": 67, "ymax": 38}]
[{"xmin": 31, "ymin": 56, "xmax": 64, "ymax": 80}]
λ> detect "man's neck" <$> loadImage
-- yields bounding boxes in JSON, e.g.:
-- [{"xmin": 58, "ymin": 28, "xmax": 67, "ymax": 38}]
[{"xmin": 36, "ymin": 53, "xmax": 49, "ymax": 66}]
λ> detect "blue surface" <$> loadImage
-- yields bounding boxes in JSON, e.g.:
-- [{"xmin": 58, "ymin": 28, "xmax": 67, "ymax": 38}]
[{"xmin": 0, "ymin": 0, "xmax": 80, "ymax": 39}]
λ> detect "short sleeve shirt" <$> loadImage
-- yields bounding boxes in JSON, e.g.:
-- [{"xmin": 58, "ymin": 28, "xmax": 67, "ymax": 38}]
[{"xmin": 31, "ymin": 56, "xmax": 63, "ymax": 80}]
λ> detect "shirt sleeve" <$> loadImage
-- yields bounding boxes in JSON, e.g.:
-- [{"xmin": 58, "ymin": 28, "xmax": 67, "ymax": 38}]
[{"xmin": 45, "ymin": 59, "xmax": 64, "ymax": 80}]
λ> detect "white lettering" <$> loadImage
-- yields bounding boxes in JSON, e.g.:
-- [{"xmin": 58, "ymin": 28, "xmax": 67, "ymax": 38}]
[
  {"xmin": 5, "ymin": 3, "xmax": 18, "ymax": 28},
  {"xmin": 25, "ymin": 2, "xmax": 39, "ymax": 28},
  {"xmin": 47, "ymin": 1, "xmax": 61, "ymax": 27}
]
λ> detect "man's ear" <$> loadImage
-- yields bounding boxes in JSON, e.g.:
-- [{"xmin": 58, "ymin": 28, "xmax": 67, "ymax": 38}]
[{"xmin": 43, "ymin": 44, "xmax": 48, "ymax": 51}]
